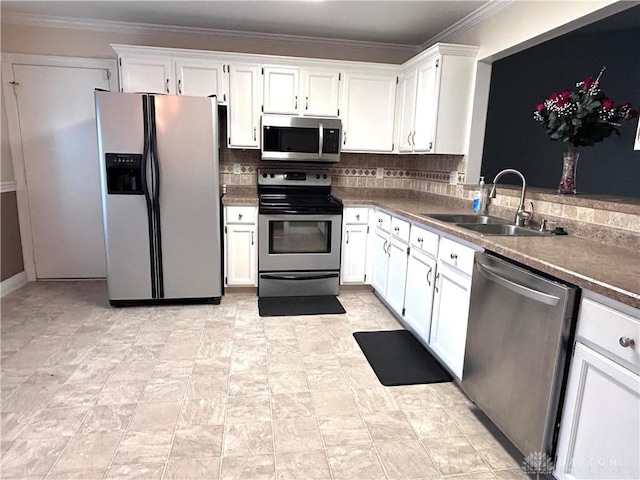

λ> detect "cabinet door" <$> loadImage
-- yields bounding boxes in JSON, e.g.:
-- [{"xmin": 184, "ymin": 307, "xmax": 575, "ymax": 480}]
[
  {"xmin": 555, "ymin": 343, "xmax": 640, "ymax": 480},
  {"xmin": 398, "ymin": 68, "xmax": 417, "ymax": 153},
  {"xmin": 175, "ymin": 60, "xmax": 227, "ymax": 102},
  {"xmin": 120, "ymin": 57, "xmax": 174, "ymax": 94},
  {"xmin": 429, "ymin": 262, "xmax": 471, "ymax": 379},
  {"xmin": 340, "ymin": 72, "xmax": 397, "ymax": 152},
  {"xmin": 341, "ymin": 224, "xmax": 369, "ymax": 284},
  {"xmin": 228, "ymin": 65, "xmax": 261, "ymax": 148},
  {"xmin": 225, "ymin": 224, "xmax": 257, "ymax": 286},
  {"xmin": 302, "ymin": 69, "xmax": 340, "ymax": 117},
  {"xmin": 404, "ymin": 249, "xmax": 437, "ymax": 343},
  {"xmin": 263, "ymin": 67, "xmax": 299, "ymax": 114},
  {"xmin": 385, "ymin": 237, "xmax": 409, "ymax": 316},
  {"xmin": 371, "ymin": 228, "xmax": 389, "ymax": 296},
  {"xmin": 413, "ymin": 57, "xmax": 439, "ymax": 152}
]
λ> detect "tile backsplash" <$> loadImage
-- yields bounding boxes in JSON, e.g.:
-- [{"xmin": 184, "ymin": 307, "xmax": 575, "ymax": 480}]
[{"xmin": 220, "ymin": 149, "xmax": 639, "ymax": 247}]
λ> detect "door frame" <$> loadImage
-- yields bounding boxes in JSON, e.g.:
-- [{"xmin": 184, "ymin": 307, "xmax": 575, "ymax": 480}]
[{"xmin": 2, "ymin": 54, "xmax": 118, "ymax": 281}]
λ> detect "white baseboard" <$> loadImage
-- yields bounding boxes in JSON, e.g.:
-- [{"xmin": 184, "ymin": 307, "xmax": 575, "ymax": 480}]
[{"xmin": 1, "ymin": 271, "xmax": 28, "ymax": 297}]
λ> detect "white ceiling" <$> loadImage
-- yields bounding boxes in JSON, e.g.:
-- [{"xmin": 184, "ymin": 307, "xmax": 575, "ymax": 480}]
[{"xmin": 1, "ymin": 1, "xmax": 491, "ymax": 47}]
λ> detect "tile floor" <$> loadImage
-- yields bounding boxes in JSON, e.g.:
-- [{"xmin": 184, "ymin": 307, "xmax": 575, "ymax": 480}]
[{"xmin": 1, "ymin": 281, "xmax": 531, "ymax": 479}]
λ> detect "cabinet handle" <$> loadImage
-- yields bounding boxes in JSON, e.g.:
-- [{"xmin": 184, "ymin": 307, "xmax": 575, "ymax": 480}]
[
  {"xmin": 238, "ymin": 213, "xmax": 243, "ymax": 220},
  {"xmin": 382, "ymin": 240, "xmax": 388, "ymax": 253},
  {"xmin": 166, "ymin": 78, "xmax": 170, "ymax": 93},
  {"xmin": 407, "ymin": 132, "xmax": 412, "ymax": 146},
  {"xmin": 435, "ymin": 272, "xmax": 440, "ymax": 292},
  {"xmin": 378, "ymin": 218, "xmax": 383, "ymax": 224},
  {"xmin": 619, "ymin": 336, "xmax": 635, "ymax": 348},
  {"xmin": 178, "ymin": 79, "xmax": 182, "ymax": 94},
  {"xmin": 417, "ymin": 237, "xmax": 423, "ymax": 243},
  {"xmin": 251, "ymin": 231, "xmax": 254, "ymax": 245},
  {"xmin": 394, "ymin": 226, "xmax": 400, "ymax": 233},
  {"xmin": 428, "ymin": 141, "xmax": 433, "ymax": 151},
  {"xmin": 294, "ymin": 95, "xmax": 298, "ymax": 109},
  {"xmin": 426, "ymin": 267, "xmax": 433, "ymax": 286},
  {"xmin": 356, "ymin": 214, "xmax": 360, "ymax": 221},
  {"xmin": 254, "ymin": 127, "xmax": 257, "ymax": 141},
  {"xmin": 412, "ymin": 131, "xmax": 416, "ymax": 145},
  {"xmin": 343, "ymin": 131, "xmax": 347, "ymax": 145},
  {"xmin": 450, "ymin": 253, "xmax": 458, "ymax": 260},
  {"xmin": 305, "ymin": 96, "xmax": 309, "ymax": 110},
  {"xmin": 346, "ymin": 231, "xmax": 350, "ymax": 244}
]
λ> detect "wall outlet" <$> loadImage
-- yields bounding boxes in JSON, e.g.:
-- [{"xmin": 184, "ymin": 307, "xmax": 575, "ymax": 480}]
[
  {"xmin": 376, "ymin": 167, "xmax": 384, "ymax": 179},
  {"xmin": 449, "ymin": 170, "xmax": 458, "ymax": 185},
  {"xmin": 233, "ymin": 163, "xmax": 241, "ymax": 175}
]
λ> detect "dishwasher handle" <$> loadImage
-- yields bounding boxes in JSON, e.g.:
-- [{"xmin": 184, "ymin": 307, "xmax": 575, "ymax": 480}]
[{"xmin": 475, "ymin": 262, "xmax": 560, "ymax": 307}]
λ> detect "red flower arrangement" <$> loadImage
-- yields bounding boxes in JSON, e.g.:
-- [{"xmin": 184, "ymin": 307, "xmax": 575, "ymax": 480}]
[{"xmin": 533, "ymin": 67, "xmax": 638, "ymax": 147}]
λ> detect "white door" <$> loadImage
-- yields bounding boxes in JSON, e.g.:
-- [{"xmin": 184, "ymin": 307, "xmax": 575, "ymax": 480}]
[
  {"xmin": 413, "ymin": 57, "xmax": 439, "ymax": 152},
  {"xmin": 302, "ymin": 69, "xmax": 340, "ymax": 117},
  {"xmin": 263, "ymin": 67, "xmax": 299, "ymax": 114},
  {"xmin": 340, "ymin": 72, "xmax": 397, "ymax": 152},
  {"xmin": 12, "ymin": 64, "xmax": 110, "ymax": 278},
  {"xmin": 371, "ymin": 228, "xmax": 389, "ymax": 296},
  {"xmin": 120, "ymin": 56, "xmax": 173, "ymax": 94},
  {"xmin": 429, "ymin": 262, "xmax": 471, "ymax": 379},
  {"xmin": 404, "ymin": 249, "xmax": 437, "ymax": 343},
  {"xmin": 228, "ymin": 65, "xmax": 260, "ymax": 148},
  {"xmin": 225, "ymin": 224, "xmax": 257, "ymax": 286},
  {"xmin": 175, "ymin": 59, "xmax": 226, "ymax": 102},
  {"xmin": 385, "ymin": 237, "xmax": 409, "ymax": 316},
  {"xmin": 398, "ymin": 68, "xmax": 417, "ymax": 153},
  {"xmin": 341, "ymin": 224, "xmax": 368, "ymax": 284},
  {"xmin": 555, "ymin": 342, "xmax": 640, "ymax": 480}
]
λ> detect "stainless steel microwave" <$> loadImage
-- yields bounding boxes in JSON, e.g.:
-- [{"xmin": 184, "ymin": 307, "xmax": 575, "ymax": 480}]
[{"xmin": 261, "ymin": 115, "xmax": 341, "ymax": 163}]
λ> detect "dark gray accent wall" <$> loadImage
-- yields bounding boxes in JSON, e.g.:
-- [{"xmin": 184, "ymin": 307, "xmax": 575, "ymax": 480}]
[
  {"xmin": 1, "ymin": 191, "xmax": 24, "ymax": 281},
  {"xmin": 482, "ymin": 8, "xmax": 640, "ymax": 198}
]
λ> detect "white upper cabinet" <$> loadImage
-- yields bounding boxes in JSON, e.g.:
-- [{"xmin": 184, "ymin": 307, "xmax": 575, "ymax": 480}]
[
  {"xmin": 340, "ymin": 71, "xmax": 397, "ymax": 153},
  {"xmin": 227, "ymin": 64, "xmax": 261, "ymax": 149},
  {"xmin": 302, "ymin": 69, "xmax": 340, "ymax": 117},
  {"xmin": 120, "ymin": 56, "xmax": 174, "ymax": 94},
  {"xmin": 262, "ymin": 66, "xmax": 300, "ymax": 114},
  {"xmin": 400, "ymin": 44, "xmax": 478, "ymax": 154},
  {"xmin": 175, "ymin": 59, "xmax": 227, "ymax": 103}
]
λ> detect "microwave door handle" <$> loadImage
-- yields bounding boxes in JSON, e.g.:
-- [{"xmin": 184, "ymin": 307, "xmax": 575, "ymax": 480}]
[{"xmin": 318, "ymin": 122, "xmax": 323, "ymax": 159}]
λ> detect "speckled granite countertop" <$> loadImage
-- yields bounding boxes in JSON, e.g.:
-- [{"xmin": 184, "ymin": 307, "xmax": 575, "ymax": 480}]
[{"xmin": 223, "ymin": 191, "xmax": 640, "ymax": 309}]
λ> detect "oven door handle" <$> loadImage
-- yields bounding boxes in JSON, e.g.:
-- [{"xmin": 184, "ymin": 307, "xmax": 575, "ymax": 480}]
[{"xmin": 260, "ymin": 273, "xmax": 339, "ymax": 281}]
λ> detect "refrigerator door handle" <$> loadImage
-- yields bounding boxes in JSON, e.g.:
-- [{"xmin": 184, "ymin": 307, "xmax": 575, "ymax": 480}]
[
  {"xmin": 141, "ymin": 95, "xmax": 157, "ymax": 299},
  {"xmin": 149, "ymin": 95, "xmax": 165, "ymax": 298}
]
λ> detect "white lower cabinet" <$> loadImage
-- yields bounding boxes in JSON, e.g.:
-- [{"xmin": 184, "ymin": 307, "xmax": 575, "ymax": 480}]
[
  {"xmin": 340, "ymin": 208, "xmax": 370, "ymax": 284},
  {"xmin": 385, "ymin": 236, "xmax": 409, "ymax": 316},
  {"xmin": 371, "ymin": 225, "xmax": 390, "ymax": 295},
  {"xmin": 429, "ymin": 237, "xmax": 475, "ymax": 380},
  {"xmin": 224, "ymin": 206, "xmax": 257, "ymax": 286},
  {"xmin": 403, "ymin": 248, "xmax": 437, "ymax": 343},
  {"xmin": 554, "ymin": 295, "xmax": 640, "ymax": 480}
]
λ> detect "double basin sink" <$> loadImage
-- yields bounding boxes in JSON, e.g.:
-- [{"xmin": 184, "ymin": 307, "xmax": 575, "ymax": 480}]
[{"xmin": 421, "ymin": 213, "xmax": 548, "ymax": 237}]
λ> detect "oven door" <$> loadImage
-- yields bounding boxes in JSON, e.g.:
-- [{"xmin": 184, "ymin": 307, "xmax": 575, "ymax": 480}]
[{"xmin": 258, "ymin": 213, "xmax": 342, "ymax": 272}]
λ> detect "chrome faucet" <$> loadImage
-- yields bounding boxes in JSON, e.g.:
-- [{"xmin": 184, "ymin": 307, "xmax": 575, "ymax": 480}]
[{"xmin": 489, "ymin": 169, "xmax": 532, "ymax": 226}]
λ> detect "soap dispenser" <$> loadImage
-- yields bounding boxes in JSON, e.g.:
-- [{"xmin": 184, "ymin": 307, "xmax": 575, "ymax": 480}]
[{"xmin": 472, "ymin": 176, "xmax": 488, "ymax": 215}]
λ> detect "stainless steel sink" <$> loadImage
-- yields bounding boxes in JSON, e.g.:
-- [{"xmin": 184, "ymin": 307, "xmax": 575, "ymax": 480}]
[
  {"xmin": 457, "ymin": 223, "xmax": 547, "ymax": 237},
  {"xmin": 421, "ymin": 213, "xmax": 510, "ymax": 225}
]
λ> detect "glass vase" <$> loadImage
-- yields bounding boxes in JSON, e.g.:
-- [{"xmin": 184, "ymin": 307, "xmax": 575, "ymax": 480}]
[{"xmin": 558, "ymin": 149, "xmax": 579, "ymax": 194}]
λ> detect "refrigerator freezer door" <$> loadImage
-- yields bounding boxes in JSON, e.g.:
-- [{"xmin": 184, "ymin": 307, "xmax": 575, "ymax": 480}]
[
  {"xmin": 152, "ymin": 95, "xmax": 222, "ymax": 299},
  {"xmin": 95, "ymin": 91, "xmax": 154, "ymax": 301}
]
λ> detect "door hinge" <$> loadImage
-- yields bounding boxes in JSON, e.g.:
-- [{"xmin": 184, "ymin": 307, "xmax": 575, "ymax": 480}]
[
  {"xmin": 225, "ymin": 276, "xmax": 228, "ymax": 285},
  {"xmin": 228, "ymin": 137, "xmax": 231, "ymax": 144},
  {"xmin": 119, "ymin": 58, "xmax": 121, "ymax": 66},
  {"xmin": 392, "ymin": 143, "xmax": 394, "ymax": 150},
  {"xmin": 224, "ymin": 226, "xmax": 227, "ymax": 234},
  {"xmin": 338, "ymin": 73, "xmax": 341, "ymax": 81},
  {"xmin": 366, "ymin": 226, "xmax": 369, "ymax": 233},
  {"xmin": 407, "ymin": 247, "xmax": 410, "ymax": 255},
  {"xmin": 261, "ymin": 105, "xmax": 264, "ymax": 113},
  {"xmin": 261, "ymin": 67, "xmax": 264, "ymax": 75},
  {"xmin": 364, "ymin": 274, "xmax": 367, "ymax": 281},
  {"xmin": 402, "ymin": 307, "xmax": 405, "ymax": 316},
  {"xmin": 337, "ymin": 108, "xmax": 340, "ymax": 116},
  {"xmin": 396, "ymin": 76, "xmax": 399, "ymax": 84}
]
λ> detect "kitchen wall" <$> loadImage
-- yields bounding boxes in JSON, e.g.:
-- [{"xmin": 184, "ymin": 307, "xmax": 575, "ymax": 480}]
[{"xmin": 482, "ymin": 15, "xmax": 640, "ymax": 197}]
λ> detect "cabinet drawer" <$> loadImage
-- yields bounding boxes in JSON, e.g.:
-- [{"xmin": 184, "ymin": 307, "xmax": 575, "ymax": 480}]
[
  {"xmin": 225, "ymin": 206, "xmax": 256, "ymax": 224},
  {"xmin": 577, "ymin": 297, "xmax": 640, "ymax": 371},
  {"xmin": 438, "ymin": 237, "xmax": 475, "ymax": 276},
  {"xmin": 410, "ymin": 225, "xmax": 438, "ymax": 257},
  {"xmin": 344, "ymin": 207, "xmax": 369, "ymax": 225},
  {"xmin": 375, "ymin": 211, "xmax": 391, "ymax": 233},
  {"xmin": 390, "ymin": 217, "xmax": 410, "ymax": 243}
]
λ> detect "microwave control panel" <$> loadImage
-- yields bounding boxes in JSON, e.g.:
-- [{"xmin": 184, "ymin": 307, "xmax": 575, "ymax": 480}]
[{"xmin": 323, "ymin": 128, "xmax": 340, "ymax": 154}]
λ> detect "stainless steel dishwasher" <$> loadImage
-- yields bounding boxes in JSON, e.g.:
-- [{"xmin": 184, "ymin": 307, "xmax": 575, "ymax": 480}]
[{"xmin": 462, "ymin": 252, "xmax": 578, "ymax": 458}]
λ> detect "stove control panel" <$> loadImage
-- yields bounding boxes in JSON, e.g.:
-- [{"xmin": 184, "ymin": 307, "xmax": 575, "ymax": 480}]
[{"xmin": 258, "ymin": 169, "xmax": 332, "ymax": 187}]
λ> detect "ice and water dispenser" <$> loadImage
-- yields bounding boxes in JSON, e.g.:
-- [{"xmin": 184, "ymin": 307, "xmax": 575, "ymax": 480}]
[{"xmin": 105, "ymin": 153, "xmax": 143, "ymax": 194}]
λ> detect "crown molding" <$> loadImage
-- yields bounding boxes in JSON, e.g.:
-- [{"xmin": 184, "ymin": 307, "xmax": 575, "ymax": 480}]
[
  {"xmin": 1, "ymin": 11, "xmax": 417, "ymax": 58},
  {"xmin": 419, "ymin": 0, "xmax": 515, "ymax": 50}
]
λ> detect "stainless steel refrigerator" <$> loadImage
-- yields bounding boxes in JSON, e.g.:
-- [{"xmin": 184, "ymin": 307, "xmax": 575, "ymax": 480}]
[{"xmin": 95, "ymin": 91, "xmax": 221, "ymax": 306}]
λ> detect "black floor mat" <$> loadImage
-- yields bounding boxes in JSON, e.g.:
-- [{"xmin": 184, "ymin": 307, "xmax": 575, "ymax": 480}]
[
  {"xmin": 258, "ymin": 296, "xmax": 346, "ymax": 317},
  {"xmin": 353, "ymin": 330, "xmax": 453, "ymax": 386}
]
